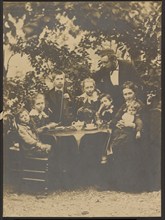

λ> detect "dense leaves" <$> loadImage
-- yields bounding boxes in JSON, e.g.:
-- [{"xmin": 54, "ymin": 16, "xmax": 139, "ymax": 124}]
[{"xmin": 3, "ymin": 2, "xmax": 161, "ymax": 115}]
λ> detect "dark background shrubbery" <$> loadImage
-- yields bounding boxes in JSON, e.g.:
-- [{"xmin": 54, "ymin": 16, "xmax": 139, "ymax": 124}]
[{"xmin": 3, "ymin": 2, "xmax": 161, "ymax": 115}]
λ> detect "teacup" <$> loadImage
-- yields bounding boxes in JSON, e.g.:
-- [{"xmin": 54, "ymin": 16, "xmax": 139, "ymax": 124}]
[
  {"xmin": 72, "ymin": 120, "xmax": 84, "ymax": 130},
  {"xmin": 86, "ymin": 123, "xmax": 96, "ymax": 129}
]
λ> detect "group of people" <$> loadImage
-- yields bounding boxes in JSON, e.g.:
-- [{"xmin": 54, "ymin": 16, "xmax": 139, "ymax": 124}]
[{"xmin": 6, "ymin": 49, "xmax": 154, "ymax": 191}]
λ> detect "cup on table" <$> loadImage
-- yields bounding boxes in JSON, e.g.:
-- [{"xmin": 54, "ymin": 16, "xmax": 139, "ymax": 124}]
[
  {"xmin": 85, "ymin": 123, "xmax": 96, "ymax": 129},
  {"xmin": 72, "ymin": 120, "xmax": 84, "ymax": 131}
]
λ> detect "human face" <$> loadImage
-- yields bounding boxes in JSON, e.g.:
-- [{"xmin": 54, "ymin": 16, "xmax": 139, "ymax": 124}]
[
  {"xmin": 127, "ymin": 107, "xmax": 136, "ymax": 115},
  {"xmin": 34, "ymin": 97, "xmax": 45, "ymax": 113},
  {"xmin": 84, "ymin": 82, "xmax": 95, "ymax": 96},
  {"xmin": 54, "ymin": 74, "xmax": 65, "ymax": 89},
  {"xmin": 123, "ymin": 88, "xmax": 135, "ymax": 102},
  {"xmin": 19, "ymin": 110, "xmax": 30, "ymax": 124},
  {"xmin": 100, "ymin": 97, "xmax": 112, "ymax": 109},
  {"xmin": 100, "ymin": 55, "xmax": 118, "ymax": 70}
]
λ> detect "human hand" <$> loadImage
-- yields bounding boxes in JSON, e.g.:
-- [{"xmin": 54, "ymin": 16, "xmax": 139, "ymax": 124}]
[
  {"xmin": 98, "ymin": 103, "xmax": 105, "ymax": 114},
  {"xmin": 63, "ymin": 93, "xmax": 71, "ymax": 100},
  {"xmin": 124, "ymin": 121, "xmax": 136, "ymax": 128},
  {"xmin": 40, "ymin": 143, "xmax": 51, "ymax": 153},
  {"xmin": 37, "ymin": 127, "xmax": 45, "ymax": 133},
  {"xmin": 107, "ymin": 128, "xmax": 112, "ymax": 133},
  {"xmin": 45, "ymin": 144, "xmax": 51, "ymax": 153},
  {"xmin": 116, "ymin": 120, "xmax": 125, "ymax": 129},
  {"xmin": 47, "ymin": 122, "xmax": 58, "ymax": 129}
]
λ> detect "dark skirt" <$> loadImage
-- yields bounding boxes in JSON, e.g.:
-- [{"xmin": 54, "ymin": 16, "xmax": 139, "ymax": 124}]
[{"xmin": 108, "ymin": 128, "xmax": 144, "ymax": 191}]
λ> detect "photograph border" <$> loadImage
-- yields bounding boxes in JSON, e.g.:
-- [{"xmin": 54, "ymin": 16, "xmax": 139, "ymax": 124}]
[{"xmin": 1, "ymin": 0, "xmax": 164, "ymax": 219}]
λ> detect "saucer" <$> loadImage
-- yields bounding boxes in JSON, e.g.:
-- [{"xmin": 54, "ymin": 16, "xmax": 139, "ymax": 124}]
[{"xmin": 84, "ymin": 126, "xmax": 97, "ymax": 131}]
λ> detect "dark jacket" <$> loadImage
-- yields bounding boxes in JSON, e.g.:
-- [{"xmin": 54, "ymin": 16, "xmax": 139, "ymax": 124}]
[
  {"xmin": 93, "ymin": 59, "xmax": 141, "ymax": 108},
  {"xmin": 98, "ymin": 107, "xmax": 114, "ymax": 123},
  {"xmin": 45, "ymin": 88, "xmax": 74, "ymax": 126},
  {"xmin": 110, "ymin": 99, "xmax": 146, "ymax": 133}
]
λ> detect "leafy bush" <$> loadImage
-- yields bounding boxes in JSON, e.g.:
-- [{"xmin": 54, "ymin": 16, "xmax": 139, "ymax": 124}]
[{"xmin": 3, "ymin": 2, "xmax": 161, "ymax": 117}]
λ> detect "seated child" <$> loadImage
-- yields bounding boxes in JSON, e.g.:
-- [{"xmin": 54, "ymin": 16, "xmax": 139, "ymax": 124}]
[
  {"xmin": 96, "ymin": 94, "xmax": 114, "ymax": 126},
  {"xmin": 75, "ymin": 78, "xmax": 100, "ymax": 123},
  {"xmin": 101, "ymin": 101, "xmax": 143, "ymax": 164},
  {"xmin": 109, "ymin": 101, "xmax": 143, "ymax": 151},
  {"xmin": 29, "ymin": 93, "xmax": 57, "ymax": 132},
  {"xmin": 16, "ymin": 108, "xmax": 52, "ymax": 156}
]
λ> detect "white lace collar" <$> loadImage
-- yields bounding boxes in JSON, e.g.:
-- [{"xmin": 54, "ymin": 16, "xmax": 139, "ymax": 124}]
[
  {"xmin": 29, "ymin": 109, "xmax": 49, "ymax": 119},
  {"xmin": 79, "ymin": 91, "xmax": 99, "ymax": 103}
]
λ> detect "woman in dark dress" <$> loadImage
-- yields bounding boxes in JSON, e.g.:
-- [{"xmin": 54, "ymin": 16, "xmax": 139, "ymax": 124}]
[{"xmin": 108, "ymin": 81, "xmax": 148, "ymax": 191}]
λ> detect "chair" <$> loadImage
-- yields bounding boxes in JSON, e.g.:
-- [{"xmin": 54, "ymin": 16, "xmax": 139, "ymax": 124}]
[
  {"xmin": 7, "ymin": 143, "xmax": 22, "ymax": 191},
  {"xmin": 21, "ymin": 153, "xmax": 49, "ymax": 194},
  {"xmin": 4, "ymin": 118, "xmax": 50, "ymax": 194},
  {"xmin": 8, "ymin": 141, "xmax": 50, "ymax": 194}
]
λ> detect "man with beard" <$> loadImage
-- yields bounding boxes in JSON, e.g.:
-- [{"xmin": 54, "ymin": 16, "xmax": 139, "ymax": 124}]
[{"xmin": 93, "ymin": 49, "xmax": 142, "ymax": 109}]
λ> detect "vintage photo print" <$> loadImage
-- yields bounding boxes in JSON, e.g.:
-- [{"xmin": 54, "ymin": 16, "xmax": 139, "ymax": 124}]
[{"xmin": 2, "ymin": 1, "xmax": 162, "ymax": 218}]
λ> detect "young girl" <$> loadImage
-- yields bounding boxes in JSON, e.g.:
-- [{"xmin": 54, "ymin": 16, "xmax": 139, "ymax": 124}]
[
  {"xmin": 96, "ymin": 94, "xmax": 114, "ymax": 125},
  {"xmin": 29, "ymin": 93, "xmax": 57, "ymax": 132},
  {"xmin": 75, "ymin": 78, "xmax": 100, "ymax": 123},
  {"xmin": 16, "ymin": 108, "xmax": 52, "ymax": 156}
]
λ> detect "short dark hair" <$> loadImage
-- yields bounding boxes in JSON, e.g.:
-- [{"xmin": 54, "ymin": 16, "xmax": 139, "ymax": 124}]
[
  {"xmin": 99, "ymin": 93, "xmax": 113, "ymax": 102},
  {"xmin": 52, "ymin": 70, "xmax": 65, "ymax": 80},
  {"xmin": 122, "ymin": 81, "xmax": 138, "ymax": 94},
  {"xmin": 98, "ymin": 49, "xmax": 116, "ymax": 58}
]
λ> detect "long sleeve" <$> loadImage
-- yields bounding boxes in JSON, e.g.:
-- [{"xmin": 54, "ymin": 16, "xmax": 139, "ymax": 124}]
[
  {"xmin": 18, "ymin": 124, "xmax": 38, "ymax": 146},
  {"xmin": 135, "ymin": 116, "xmax": 143, "ymax": 132},
  {"xmin": 110, "ymin": 104, "xmax": 126, "ymax": 128},
  {"xmin": 45, "ymin": 88, "xmax": 74, "ymax": 125}
]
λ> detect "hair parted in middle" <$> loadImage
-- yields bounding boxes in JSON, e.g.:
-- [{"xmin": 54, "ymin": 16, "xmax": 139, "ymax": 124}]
[
  {"xmin": 30, "ymin": 93, "xmax": 45, "ymax": 107},
  {"xmin": 122, "ymin": 81, "xmax": 138, "ymax": 94},
  {"xmin": 99, "ymin": 93, "xmax": 113, "ymax": 102},
  {"xmin": 81, "ymin": 78, "xmax": 96, "ymax": 91}
]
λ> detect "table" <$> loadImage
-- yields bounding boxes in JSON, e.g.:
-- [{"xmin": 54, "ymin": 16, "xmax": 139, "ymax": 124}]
[
  {"xmin": 44, "ymin": 127, "xmax": 111, "ymax": 147},
  {"xmin": 43, "ymin": 126, "xmax": 112, "ymax": 188}
]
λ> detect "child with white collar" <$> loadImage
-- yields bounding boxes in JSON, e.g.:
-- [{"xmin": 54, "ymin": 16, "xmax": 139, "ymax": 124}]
[
  {"xmin": 76, "ymin": 78, "xmax": 100, "ymax": 123},
  {"xmin": 29, "ymin": 93, "xmax": 57, "ymax": 132}
]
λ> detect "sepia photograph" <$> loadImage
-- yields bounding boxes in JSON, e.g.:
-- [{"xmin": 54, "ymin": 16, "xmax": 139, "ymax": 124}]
[{"xmin": 2, "ymin": 1, "xmax": 162, "ymax": 218}]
